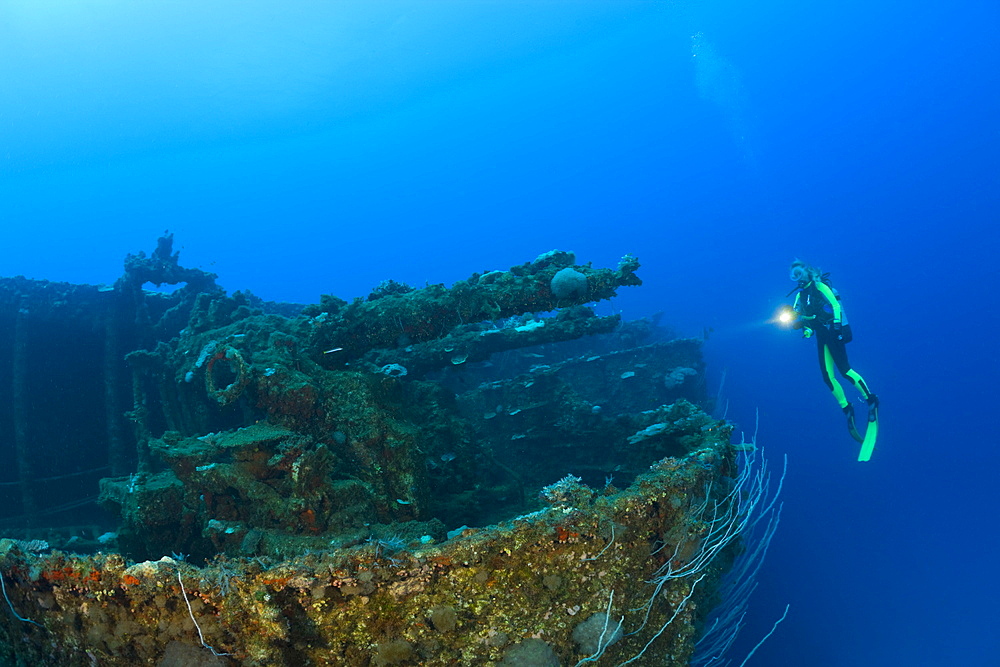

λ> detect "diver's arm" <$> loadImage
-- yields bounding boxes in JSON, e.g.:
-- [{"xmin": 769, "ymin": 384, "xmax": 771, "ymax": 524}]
[
  {"xmin": 814, "ymin": 282, "xmax": 843, "ymax": 324},
  {"xmin": 792, "ymin": 292, "xmax": 815, "ymax": 323},
  {"xmin": 790, "ymin": 293, "xmax": 813, "ymax": 336}
]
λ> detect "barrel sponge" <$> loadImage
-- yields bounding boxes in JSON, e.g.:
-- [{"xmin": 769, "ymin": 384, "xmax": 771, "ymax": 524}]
[
  {"xmin": 550, "ymin": 267, "xmax": 588, "ymax": 300},
  {"xmin": 572, "ymin": 612, "xmax": 624, "ymax": 655}
]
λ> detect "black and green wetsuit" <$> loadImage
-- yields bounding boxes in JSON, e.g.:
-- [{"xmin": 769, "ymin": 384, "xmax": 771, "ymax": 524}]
[{"xmin": 792, "ymin": 278, "xmax": 879, "ymax": 460}]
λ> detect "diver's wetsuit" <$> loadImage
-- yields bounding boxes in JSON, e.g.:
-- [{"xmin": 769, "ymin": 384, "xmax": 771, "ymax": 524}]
[{"xmin": 793, "ymin": 279, "xmax": 875, "ymax": 410}]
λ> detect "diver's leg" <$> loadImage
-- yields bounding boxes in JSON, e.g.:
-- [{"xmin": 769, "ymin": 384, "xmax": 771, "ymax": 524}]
[
  {"xmin": 829, "ymin": 340, "xmax": 878, "ymax": 409},
  {"xmin": 819, "ymin": 342, "xmax": 849, "ymax": 409},
  {"xmin": 821, "ymin": 340, "xmax": 863, "ymax": 442},
  {"xmin": 845, "ymin": 369, "xmax": 876, "ymax": 401},
  {"xmin": 827, "ymin": 337, "xmax": 879, "ymax": 458}
]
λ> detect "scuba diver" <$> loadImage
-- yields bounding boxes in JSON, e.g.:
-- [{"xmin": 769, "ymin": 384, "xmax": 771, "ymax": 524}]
[{"xmin": 783, "ymin": 260, "xmax": 880, "ymax": 461}]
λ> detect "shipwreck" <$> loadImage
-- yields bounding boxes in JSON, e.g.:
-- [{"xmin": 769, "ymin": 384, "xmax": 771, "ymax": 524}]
[{"xmin": 0, "ymin": 236, "xmax": 780, "ymax": 666}]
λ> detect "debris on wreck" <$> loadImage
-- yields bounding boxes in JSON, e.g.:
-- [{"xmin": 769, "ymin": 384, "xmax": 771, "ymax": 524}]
[{"xmin": 0, "ymin": 237, "xmax": 781, "ymax": 665}]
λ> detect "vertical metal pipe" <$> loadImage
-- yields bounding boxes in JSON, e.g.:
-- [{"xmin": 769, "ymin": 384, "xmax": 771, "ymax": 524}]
[{"xmin": 128, "ymin": 366, "xmax": 152, "ymax": 475}]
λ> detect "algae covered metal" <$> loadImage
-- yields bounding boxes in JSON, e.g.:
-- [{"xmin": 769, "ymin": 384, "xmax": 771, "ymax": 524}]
[
  {"xmin": 1, "ymin": 445, "xmax": 741, "ymax": 665},
  {"xmin": 0, "ymin": 239, "xmax": 772, "ymax": 665}
]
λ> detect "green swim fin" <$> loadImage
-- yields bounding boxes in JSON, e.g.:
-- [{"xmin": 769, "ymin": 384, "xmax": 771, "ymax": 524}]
[{"xmin": 857, "ymin": 399, "xmax": 879, "ymax": 462}]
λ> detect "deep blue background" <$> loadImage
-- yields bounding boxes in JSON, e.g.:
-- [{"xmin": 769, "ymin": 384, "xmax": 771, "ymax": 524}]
[{"xmin": 2, "ymin": 1, "xmax": 997, "ymax": 664}]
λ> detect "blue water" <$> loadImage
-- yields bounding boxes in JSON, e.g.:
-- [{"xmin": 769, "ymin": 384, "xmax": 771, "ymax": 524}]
[{"xmin": 2, "ymin": 1, "xmax": 997, "ymax": 664}]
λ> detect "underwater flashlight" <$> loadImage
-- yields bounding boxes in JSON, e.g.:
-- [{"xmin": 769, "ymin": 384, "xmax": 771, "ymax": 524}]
[{"xmin": 775, "ymin": 305, "xmax": 798, "ymax": 327}]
